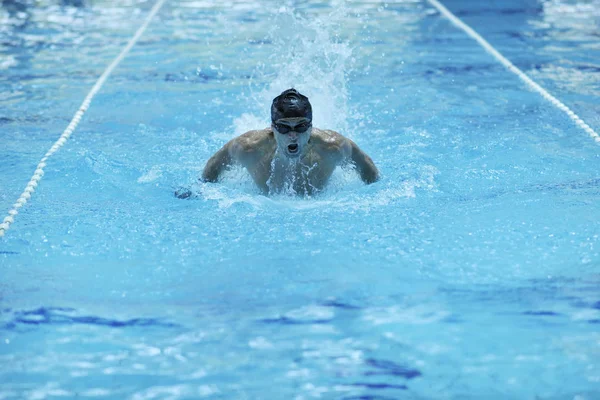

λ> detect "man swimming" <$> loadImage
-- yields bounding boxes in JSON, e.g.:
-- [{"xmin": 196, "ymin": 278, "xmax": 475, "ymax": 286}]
[{"xmin": 188, "ymin": 88, "xmax": 379, "ymax": 196}]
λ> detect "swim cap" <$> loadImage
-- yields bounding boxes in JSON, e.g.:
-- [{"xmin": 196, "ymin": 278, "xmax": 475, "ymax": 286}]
[{"xmin": 271, "ymin": 88, "xmax": 312, "ymax": 122}]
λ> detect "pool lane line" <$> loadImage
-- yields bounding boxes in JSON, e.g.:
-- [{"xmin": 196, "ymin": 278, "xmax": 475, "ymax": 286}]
[
  {"xmin": 425, "ymin": 0, "xmax": 600, "ymax": 144},
  {"xmin": 0, "ymin": 0, "xmax": 167, "ymax": 239}
]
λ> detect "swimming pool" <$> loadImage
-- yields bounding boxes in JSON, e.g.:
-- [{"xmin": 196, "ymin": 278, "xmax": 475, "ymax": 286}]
[{"xmin": 1, "ymin": 0, "xmax": 599, "ymax": 398}]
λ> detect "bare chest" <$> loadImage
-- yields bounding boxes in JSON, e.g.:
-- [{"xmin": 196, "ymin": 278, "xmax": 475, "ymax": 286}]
[{"xmin": 248, "ymin": 149, "xmax": 337, "ymax": 195}]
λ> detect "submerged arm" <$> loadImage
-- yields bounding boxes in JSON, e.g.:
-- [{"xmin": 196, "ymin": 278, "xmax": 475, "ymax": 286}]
[{"xmin": 348, "ymin": 139, "xmax": 379, "ymax": 184}]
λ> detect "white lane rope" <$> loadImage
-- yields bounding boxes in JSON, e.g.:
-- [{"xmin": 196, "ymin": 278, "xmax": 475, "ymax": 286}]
[
  {"xmin": 0, "ymin": 0, "xmax": 167, "ymax": 238},
  {"xmin": 426, "ymin": 0, "xmax": 600, "ymax": 144}
]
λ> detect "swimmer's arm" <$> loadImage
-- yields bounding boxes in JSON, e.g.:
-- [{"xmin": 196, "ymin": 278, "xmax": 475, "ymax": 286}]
[
  {"xmin": 201, "ymin": 141, "xmax": 235, "ymax": 182},
  {"xmin": 347, "ymin": 140, "xmax": 380, "ymax": 184},
  {"xmin": 201, "ymin": 130, "xmax": 267, "ymax": 182}
]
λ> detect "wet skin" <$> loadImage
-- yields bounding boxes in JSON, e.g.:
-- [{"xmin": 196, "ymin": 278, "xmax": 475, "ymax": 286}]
[{"xmin": 200, "ymin": 120, "xmax": 379, "ymax": 196}]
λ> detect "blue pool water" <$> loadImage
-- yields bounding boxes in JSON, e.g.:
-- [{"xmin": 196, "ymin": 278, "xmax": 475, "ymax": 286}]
[{"xmin": 1, "ymin": 0, "xmax": 600, "ymax": 398}]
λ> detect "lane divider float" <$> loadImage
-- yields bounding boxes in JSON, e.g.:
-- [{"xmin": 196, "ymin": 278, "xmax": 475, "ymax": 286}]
[
  {"xmin": 0, "ymin": 0, "xmax": 167, "ymax": 238},
  {"xmin": 426, "ymin": 0, "xmax": 599, "ymax": 143}
]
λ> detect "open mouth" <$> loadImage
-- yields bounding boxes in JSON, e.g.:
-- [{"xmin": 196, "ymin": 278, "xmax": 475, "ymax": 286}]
[{"xmin": 287, "ymin": 144, "xmax": 299, "ymax": 154}]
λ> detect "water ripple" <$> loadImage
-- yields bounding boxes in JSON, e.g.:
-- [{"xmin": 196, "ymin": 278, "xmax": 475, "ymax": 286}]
[
  {"xmin": 259, "ymin": 316, "xmax": 332, "ymax": 325},
  {"xmin": 522, "ymin": 311, "xmax": 562, "ymax": 317},
  {"xmin": 364, "ymin": 358, "xmax": 422, "ymax": 379},
  {"xmin": 2, "ymin": 307, "xmax": 179, "ymax": 330},
  {"xmin": 348, "ymin": 382, "xmax": 408, "ymax": 390},
  {"xmin": 321, "ymin": 298, "xmax": 362, "ymax": 310}
]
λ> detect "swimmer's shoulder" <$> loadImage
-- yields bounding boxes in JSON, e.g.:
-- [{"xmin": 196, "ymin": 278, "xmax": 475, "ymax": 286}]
[
  {"xmin": 310, "ymin": 128, "xmax": 350, "ymax": 153},
  {"xmin": 233, "ymin": 128, "xmax": 274, "ymax": 153}
]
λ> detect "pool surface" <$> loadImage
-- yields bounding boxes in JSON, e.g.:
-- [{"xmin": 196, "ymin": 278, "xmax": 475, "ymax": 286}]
[{"xmin": 1, "ymin": 0, "xmax": 600, "ymax": 398}]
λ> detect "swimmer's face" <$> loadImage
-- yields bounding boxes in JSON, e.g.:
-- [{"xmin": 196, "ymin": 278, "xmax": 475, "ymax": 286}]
[{"xmin": 272, "ymin": 117, "xmax": 312, "ymax": 158}]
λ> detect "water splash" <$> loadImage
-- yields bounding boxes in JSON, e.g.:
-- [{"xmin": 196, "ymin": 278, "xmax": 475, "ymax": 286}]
[
  {"xmin": 198, "ymin": 167, "xmax": 425, "ymax": 212},
  {"xmin": 234, "ymin": 4, "xmax": 357, "ymax": 135},
  {"xmin": 196, "ymin": 4, "xmax": 438, "ymax": 205}
]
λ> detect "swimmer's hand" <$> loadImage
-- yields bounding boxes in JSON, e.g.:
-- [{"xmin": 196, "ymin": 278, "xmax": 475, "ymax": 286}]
[{"xmin": 174, "ymin": 186, "xmax": 194, "ymax": 199}]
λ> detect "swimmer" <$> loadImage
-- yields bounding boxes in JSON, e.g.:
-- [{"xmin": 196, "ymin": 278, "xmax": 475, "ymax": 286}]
[{"xmin": 178, "ymin": 88, "xmax": 379, "ymax": 197}]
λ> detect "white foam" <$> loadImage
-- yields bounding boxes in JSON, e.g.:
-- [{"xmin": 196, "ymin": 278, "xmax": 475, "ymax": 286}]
[
  {"xmin": 0, "ymin": 55, "xmax": 17, "ymax": 70},
  {"xmin": 237, "ymin": 4, "xmax": 357, "ymax": 136},
  {"xmin": 196, "ymin": 167, "xmax": 429, "ymax": 213},
  {"xmin": 137, "ymin": 166, "xmax": 163, "ymax": 183}
]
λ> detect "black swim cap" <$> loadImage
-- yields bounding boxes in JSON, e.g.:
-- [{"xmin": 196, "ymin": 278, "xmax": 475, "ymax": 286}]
[{"xmin": 271, "ymin": 88, "xmax": 312, "ymax": 122}]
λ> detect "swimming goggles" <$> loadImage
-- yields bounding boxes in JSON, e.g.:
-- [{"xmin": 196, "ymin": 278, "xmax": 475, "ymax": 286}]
[{"xmin": 273, "ymin": 119, "xmax": 312, "ymax": 134}]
